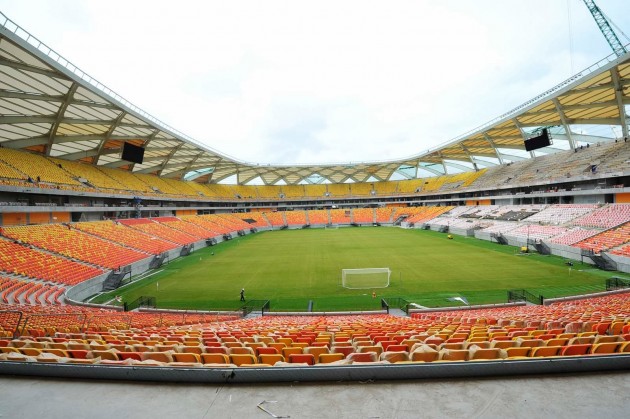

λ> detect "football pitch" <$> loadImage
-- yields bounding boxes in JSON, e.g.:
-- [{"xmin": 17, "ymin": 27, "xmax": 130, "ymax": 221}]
[{"xmin": 93, "ymin": 227, "xmax": 617, "ymax": 311}]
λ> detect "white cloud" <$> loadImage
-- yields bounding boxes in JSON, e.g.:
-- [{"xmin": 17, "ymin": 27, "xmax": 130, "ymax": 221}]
[{"xmin": 1, "ymin": 0, "xmax": 629, "ymax": 165}]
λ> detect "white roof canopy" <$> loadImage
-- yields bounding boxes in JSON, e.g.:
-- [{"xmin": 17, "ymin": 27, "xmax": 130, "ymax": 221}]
[{"xmin": 1, "ymin": 12, "xmax": 628, "ymax": 185}]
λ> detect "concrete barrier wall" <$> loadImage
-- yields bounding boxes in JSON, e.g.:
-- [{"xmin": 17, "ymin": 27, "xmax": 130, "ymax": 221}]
[
  {"xmin": 543, "ymin": 288, "xmax": 630, "ymax": 305},
  {"xmin": 65, "ymin": 271, "xmax": 112, "ymax": 302},
  {"xmin": 605, "ymin": 253, "xmax": 630, "ymax": 273},
  {"xmin": 165, "ymin": 247, "xmax": 180, "ymax": 261},
  {"xmin": 449, "ymin": 227, "xmax": 473, "ymax": 237},
  {"xmin": 456, "ymin": 230, "xmax": 630, "ymax": 272},
  {"xmin": 193, "ymin": 239, "xmax": 206, "ymax": 250},
  {"xmin": 410, "ymin": 223, "xmax": 630, "ymax": 272},
  {"xmin": 4, "ymin": 354, "xmax": 629, "ymax": 383},
  {"xmin": 547, "ymin": 242, "xmax": 595, "ymax": 264},
  {"xmin": 502, "ymin": 235, "xmax": 527, "ymax": 248},
  {"xmin": 267, "ymin": 310, "xmax": 388, "ymax": 316},
  {"xmin": 408, "ymin": 301, "xmax": 526, "ymax": 314},
  {"xmin": 474, "ymin": 231, "xmax": 492, "ymax": 241},
  {"xmin": 66, "ymin": 253, "xmax": 157, "ymax": 302}
]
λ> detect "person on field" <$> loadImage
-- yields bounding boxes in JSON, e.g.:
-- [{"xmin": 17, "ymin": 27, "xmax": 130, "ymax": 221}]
[{"xmin": 240, "ymin": 288, "xmax": 245, "ymax": 302}]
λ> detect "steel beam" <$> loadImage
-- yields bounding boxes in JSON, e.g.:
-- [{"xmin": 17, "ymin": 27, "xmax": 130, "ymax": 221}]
[
  {"xmin": 552, "ymin": 98, "xmax": 576, "ymax": 149},
  {"xmin": 610, "ymin": 68, "xmax": 629, "ymax": 138}
]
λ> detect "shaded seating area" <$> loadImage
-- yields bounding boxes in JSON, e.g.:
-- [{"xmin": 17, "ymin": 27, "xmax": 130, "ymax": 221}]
[
  {"xmin": 0, "ymin": 148, "xmax": 82, "ymax": 187},
  {"xmin": 0, "ymin": 142, "xmax": 629, "ymax": 208}
]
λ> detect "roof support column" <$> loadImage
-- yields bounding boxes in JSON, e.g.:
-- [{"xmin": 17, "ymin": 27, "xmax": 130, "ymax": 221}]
[
  {"xmin": 512, "ymin": 118, "xmax": 535, "ymax": 158},
  {"xmin": 129, "ymin": 130, "xmax": 158, "ymax": 172},
  {"xmin": 94, "ymin": 112, "xmax": 126, "ymax": 164},
  {"xmin": 460, "ymin": 144, "xmax": 479, "ymax": 171},
  {"xmin": 158, "ymin": 143, "xmax": 184, "ymax": 176},
  {"xmin": 177, "ymin": 152, "xmax": 206, "ymax": 180},
  {"xmin": 483, "ymin": 133, "xmax": 504, "ymax": 164},
  {"xmin": 46, "ymin": 82, "xmax": 78, "ymax": 156},
  {"xmin": 610, "ymin": 68, "xmax": 629, "ymax": 139},
  {"xmin": 552, "ymin": 98, "xmax": 576, "ymax": 149}
]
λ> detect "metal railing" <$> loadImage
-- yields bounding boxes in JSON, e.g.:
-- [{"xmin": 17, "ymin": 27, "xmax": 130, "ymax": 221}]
[
  {"xmin": 123, "ymin": 295, "xmax": 156, "ymax": 312},
  {"xmin": 382, "ymin": 297, "xmax": 411, "ymax": 314},
  {"xmin": 3, "ymin": 309, "xmax": 244, "ymax": 337},
  {"xmin": 0, "ymin": 310, "xmax": 23, "ymax": 338},
  {"xmin": 606, "ymin": 277, "xmax": 630, "ymax": 291},
  {"xmin": 507, "ymin": 289, "xmax": 544, "ymax": 305},
  {"xmin": 239, "ymin": 299, "xmax": 271, "ymax": 317},
  {"xmin": 20, "ymin": 313, "xmax": 86, "ymax": 336}
]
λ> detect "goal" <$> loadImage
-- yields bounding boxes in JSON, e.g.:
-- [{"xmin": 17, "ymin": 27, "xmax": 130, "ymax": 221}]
[{"xmin": 341, "ymin": 268, "xmax": 391, "ymax": 289}]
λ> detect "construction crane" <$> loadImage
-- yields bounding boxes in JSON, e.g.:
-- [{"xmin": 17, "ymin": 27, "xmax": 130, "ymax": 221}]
[{"xmin": 581, "ymin": 0, "xmax": 627, "ymax": 56}]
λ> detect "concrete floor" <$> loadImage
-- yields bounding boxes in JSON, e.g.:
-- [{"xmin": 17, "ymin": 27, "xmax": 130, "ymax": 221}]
[{"xmin": 1, "ymin": 371, "xmax": 629, "ymax": 419}]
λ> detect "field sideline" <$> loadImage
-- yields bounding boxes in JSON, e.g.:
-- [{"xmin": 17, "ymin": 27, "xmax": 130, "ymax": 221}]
[{"xmin": 93, "ymin": 227, "xmax": 617, "ymax": 311}]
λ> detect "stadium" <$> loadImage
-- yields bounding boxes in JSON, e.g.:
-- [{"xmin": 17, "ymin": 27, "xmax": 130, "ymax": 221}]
[{"xmin": 1, "ymin": 1, "xmax": 630, "ymax": 417}]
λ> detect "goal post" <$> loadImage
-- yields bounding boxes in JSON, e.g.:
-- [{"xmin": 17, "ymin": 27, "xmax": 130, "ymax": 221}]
[{"xmin": 341, "ymin": 268, "xmax": 391, "ymax": 289}]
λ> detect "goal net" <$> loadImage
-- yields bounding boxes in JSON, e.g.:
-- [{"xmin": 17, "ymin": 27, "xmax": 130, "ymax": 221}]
[{"xmin": 341, "ymin": 268, "xmax": 391, "ymax": 289}]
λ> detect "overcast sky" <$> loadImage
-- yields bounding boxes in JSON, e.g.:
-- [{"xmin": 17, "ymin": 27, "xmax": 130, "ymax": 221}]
[{"xmin": 1, "ymin": 0, "xmax": 629, "ymax": 165}]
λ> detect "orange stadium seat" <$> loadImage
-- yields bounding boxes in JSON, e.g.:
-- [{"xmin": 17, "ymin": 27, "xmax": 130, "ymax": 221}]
[
  {"xmin": 73, "ymin": 221, "xmax": 177, "ymax": 255},
  {"xmin": 329, "ymin": 209, "xmax": 352, "ymax": 225},
  {"xmin": 307, "ymin": 210, "xmax": 330, "ymax": 225},
  {"xmin": 263, "ymin": 211, "xmax": 286, "ymax": 227},
  {"xmin": 352, "ymin": 208, "xmax": 374, "ymax": 224},
  {"xmin": 1, "ymin": 224, "xmax": 146, "ymax": 270},
  {"xmin": 118, "ymin": 218, "xmax": 198, "ymax": 245},
  {"xmin": 284, "ymin": 211, "xmax": 308, "ymax": 226}
]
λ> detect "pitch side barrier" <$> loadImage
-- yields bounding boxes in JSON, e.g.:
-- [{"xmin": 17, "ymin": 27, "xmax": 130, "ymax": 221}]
[
  {"xmin": 139, "ymin": 307, "xmax": 243, "ymax": 322},
  {"xmin": 262, "ymin": 310, "xmax": 388, "ymax": 316},
  {"xmin": 542, "ymin": 288, "xmax": 630, "ymax": 306},
  {"xmin": 408, "ymin": 301, "xmax": 526, "ymax": 315},
  {"xmin": 1, "ymin": 355, "xmax": 629, "ymax": 384},
  {"xmin": 405, "ymin": 289, "xmax": 630, "ymax": 313},
  {"xmin": 65, "ymin": 298, "xmax": 125, "ymax": 312}
]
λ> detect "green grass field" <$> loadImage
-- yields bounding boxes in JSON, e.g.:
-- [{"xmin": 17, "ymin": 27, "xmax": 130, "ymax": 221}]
[{"xmin": 92, "ymin": 227, "xmax": 623, "ymax": 311}]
